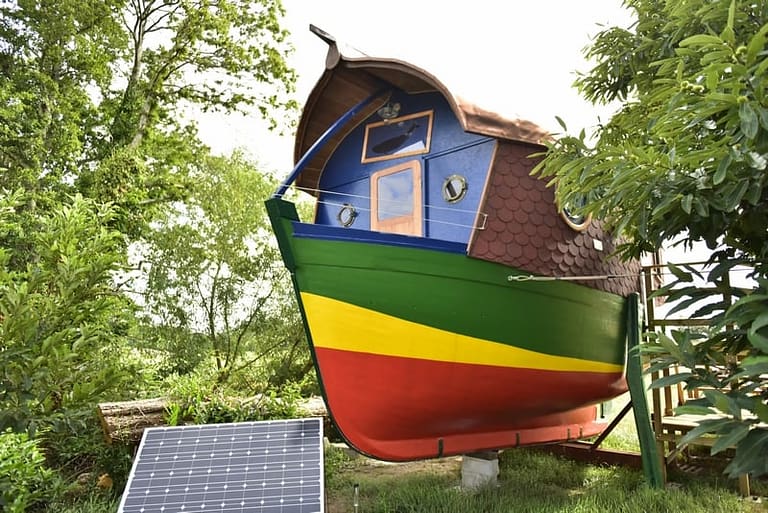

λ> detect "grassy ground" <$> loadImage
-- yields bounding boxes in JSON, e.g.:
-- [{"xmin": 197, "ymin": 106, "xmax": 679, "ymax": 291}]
[
  {"xmin": 50, "ymin": 410, "xmax": 766, "ymax": 512},
  {"xmin": 324, "ymin": 447, "xmax": 765, "ymax": 513},
  {"xmin": 323, "ymin": 408, "xmax": 766, "ymax": 513}
]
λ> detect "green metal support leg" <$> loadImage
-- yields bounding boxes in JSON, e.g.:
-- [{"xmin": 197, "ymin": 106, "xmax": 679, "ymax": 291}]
[{"xmin": 625, "ymin": 292, "xmax": 665, "ymax": 488}]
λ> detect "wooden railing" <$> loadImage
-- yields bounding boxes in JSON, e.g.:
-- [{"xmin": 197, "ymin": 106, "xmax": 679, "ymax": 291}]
[{"xmin": 642, "ymin": 263, "xmax": 753, "ymax": 496}]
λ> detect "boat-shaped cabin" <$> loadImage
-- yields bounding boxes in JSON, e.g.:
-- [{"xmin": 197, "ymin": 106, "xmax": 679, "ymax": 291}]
[{"xmin": 266, "ymin": 26, "xmax": 641, "ymax": 461}]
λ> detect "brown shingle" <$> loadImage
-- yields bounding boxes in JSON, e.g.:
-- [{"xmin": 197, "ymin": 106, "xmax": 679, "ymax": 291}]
[{"xmin": 468, "ymin": 141, "xmax": 641, "ymax": 297}]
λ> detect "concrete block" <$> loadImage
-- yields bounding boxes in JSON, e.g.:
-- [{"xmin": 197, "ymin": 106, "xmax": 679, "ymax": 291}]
[{"xmin": 461, "ymin": 454, "xmax": 499, "ymax": 489}]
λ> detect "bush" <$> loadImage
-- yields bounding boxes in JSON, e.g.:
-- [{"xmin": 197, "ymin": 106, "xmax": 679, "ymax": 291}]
[
  {"xmin": 41, "ymin": 409, "xmax": 134, "ymax": 494},
  {"xmin": 0, "ymin": 195, "xmax": 140, "ymax": 434},
  {"xmin": 164, "ymin": 371, "xmax": 308, "ymax": 425},
  {"xmin": 0, "ymin": 429, "xmax": 59, "ymax": 512}
]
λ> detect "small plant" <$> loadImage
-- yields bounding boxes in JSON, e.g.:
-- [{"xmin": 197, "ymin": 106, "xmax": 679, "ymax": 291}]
[
  {"xmin": 0, "ymin": 429, "xmax": 56, "ymax": 512},
  {"xmin": 324, "ymin": 444, "xmax": 355, "ymax": 488}
]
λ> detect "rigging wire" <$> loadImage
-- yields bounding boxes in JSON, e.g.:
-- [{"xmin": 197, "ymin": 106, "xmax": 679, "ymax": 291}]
[
  {"xmin": 291, "ymin": 185, "xmax": 484, "ymax": 216},
  {"xmin": 507, "ymin": 265, "xmax": 758, "ymax": 283},
  {"xmin": 293, "ymin": 185, "xmax": 488, "ymax": 230}
]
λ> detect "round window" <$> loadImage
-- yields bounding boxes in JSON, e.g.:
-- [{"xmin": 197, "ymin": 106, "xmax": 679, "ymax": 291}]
[
  {"xmin": 442, "ymin": 174, "xmax": 467, "ymax": 203},
  {"xmin": 560, "ymin": 195, "xmax": 591, "ymax": 231},
  {"xmin": 337, "ymin": 203, "xmax": 357, "ymax": 227}
]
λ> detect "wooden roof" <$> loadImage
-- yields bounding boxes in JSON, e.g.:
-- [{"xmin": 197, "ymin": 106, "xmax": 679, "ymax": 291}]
[{"xmin": 293, "ymin": 28, "xmax": 552, "ymax": 195}]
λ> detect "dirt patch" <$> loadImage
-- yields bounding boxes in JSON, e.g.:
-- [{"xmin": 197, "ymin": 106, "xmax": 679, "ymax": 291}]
[
  {"xmin": 351, "ymin": 455, "xmax": 462, "ymax": 479},
  {"xmin": 325, "ymin": 448, "xmax": 464, "ymax": 512}
]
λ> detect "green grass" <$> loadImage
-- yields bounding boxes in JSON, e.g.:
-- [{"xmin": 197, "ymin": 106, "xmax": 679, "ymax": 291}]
[
  {"xmin": 45, "ymin": 416, "xmax": 767, "ymax": 513},
  {"xmin": 594, "ymin": 417, "xmax": 642, "ymax": 453},
  {"xmin": 44, "ymin": 494, "xmax": 119, "ymax": 513},
  {"xmin": 324, "ymin": 446, "xmax": 765, "ymax": 513}
]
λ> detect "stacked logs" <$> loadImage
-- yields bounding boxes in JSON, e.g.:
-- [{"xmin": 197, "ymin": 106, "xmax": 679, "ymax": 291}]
[{"xmin": 96, "ymin": 396, "xmax": 329, "ymax": 444}]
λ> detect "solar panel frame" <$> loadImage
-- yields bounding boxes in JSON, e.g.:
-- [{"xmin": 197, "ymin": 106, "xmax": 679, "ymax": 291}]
[{"xmin": 118, "ymin": 418, "xmax": 324, "ymax": 513}]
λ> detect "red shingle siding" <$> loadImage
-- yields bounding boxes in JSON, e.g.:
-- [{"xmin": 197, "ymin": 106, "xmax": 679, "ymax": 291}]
[{"xmin": 468, "ymin": 141, "xmax": 641, "ymax": 297}]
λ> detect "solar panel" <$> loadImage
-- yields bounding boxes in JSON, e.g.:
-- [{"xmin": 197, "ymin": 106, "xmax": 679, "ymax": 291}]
[{"xmin": 118, "ymin": 418, "xmax": 324, "ymax": 513}]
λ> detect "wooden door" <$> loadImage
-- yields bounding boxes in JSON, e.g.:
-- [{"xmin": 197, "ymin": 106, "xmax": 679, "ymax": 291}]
[{"xmin": 370, "ymin": 160, "xmax": 422, "ymax": 236}]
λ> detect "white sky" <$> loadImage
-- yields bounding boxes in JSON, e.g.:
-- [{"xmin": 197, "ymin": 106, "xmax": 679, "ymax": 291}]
[
  {"xmin": 198, "ymin": 1, "xmax": 636, "ymax": 172},
  {"xmin": 194, "ymin": 1, "xmax": 740, "ymax": 284}
]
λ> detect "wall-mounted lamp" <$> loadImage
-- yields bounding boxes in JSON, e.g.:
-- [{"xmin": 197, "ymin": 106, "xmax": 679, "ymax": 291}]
[{"xmin": 377, "ymin": 101, "xmax": 401, "ymax": 121}]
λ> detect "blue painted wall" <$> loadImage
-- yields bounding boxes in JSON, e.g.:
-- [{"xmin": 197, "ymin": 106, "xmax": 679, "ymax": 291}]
[{"xmin": 315, "ymin": 91, "xmax": 494, "ymax": 245}]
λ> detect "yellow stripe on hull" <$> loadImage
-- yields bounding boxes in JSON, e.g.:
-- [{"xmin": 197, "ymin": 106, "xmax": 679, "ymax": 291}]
[{"xmin": 300, "ymin": 292, "xmax": 624, "ymax": 374}]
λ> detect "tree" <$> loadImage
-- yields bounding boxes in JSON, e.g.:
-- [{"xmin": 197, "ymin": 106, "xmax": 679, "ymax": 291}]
[
  {"xmin": 137, "ymin": 152, "xmax": 310, "ymax": 387},
  {"xmin": 0, "ymin": 0, "xmax": 302, "ymax": 494},
  {"xmin": 0, "ymin": 0, "xmax": 298, "ymax": 244},
  {"xmin": 534, "ymin": 0, "xmax": 768, "ymax": 477}
]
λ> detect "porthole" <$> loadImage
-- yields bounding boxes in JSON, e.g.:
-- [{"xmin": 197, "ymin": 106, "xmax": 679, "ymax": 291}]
[
  {"xmin": 442, "ymin": 174, "xmax": 467, "ymax": 203},
  {"xmin": 560, "ymin": 195, "xmax": 591, "ymax": 231},
  {"xmin": 337, "ymin": 203, "xmax": 357, "ymax": 227}
]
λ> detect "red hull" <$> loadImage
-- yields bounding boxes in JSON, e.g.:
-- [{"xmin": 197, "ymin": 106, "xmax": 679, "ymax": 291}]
[{"xmin": 316, "ymin": 347, "xmax": 627, "ymax": 460}]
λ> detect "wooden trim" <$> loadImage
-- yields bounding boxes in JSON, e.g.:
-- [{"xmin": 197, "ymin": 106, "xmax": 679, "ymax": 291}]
[
  {"xmin": 560, "ymin": 211, "xmax": 593, "ymax": 231},
  {"xmin": 467, "ymin": 141, "xmax": 498, "ymax": 254},
  {"xmin": 370, "ymin": 160, "xmax": 423, "ymax": 236}
]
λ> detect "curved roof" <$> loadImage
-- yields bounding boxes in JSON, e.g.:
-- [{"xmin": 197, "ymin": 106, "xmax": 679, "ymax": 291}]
[{"xmin": 293, "ymin": 26, "xmax": 552, "ymax": 194}]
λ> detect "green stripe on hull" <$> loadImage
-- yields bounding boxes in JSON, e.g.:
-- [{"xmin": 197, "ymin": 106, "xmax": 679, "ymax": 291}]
[{"xmin": 267, "ymin": 198, "xmax": 628, "ymax": 366}]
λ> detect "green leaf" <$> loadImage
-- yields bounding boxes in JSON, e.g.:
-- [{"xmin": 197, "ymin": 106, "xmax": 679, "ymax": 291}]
[
  {"xmin": 726, "ymin": 430, "xmax": 768, "ymax": 477},
  {"xmin": 708, "ymin": 92, "xmax": 738, "ymax": 103},
  {"xmin": 692, "ymin": 197, "xmax": 709, "ymax": 217},
  {"xmin": 713, "ymin": 155, "xmax": 730, "ymax": 185},
  {"xmin": 667, "ymin": 263, "xmax": 692, "ymax": 282},
  {"xmin": 711, "ymin": 423, "xmax": 749, "ymax": 455},
  {"xmin": 740, "ymin": 101, "xmax": 759, "ymax": 139},
  {"xmin": 724, "ymin": 179, "xmax": 750, "ymax": 210},
  {"xmin": 746, "ymin": 151, "xmax": 767, "ymax": 170},
  {"xmin": 679, "ymin": 418, "xmax": 733, "ymax": 447},
  {"xmin": 754, "ymin": 399, "xmax": 768, "ymax": 424},
  {"xmin": 741, "ymin": 355, "xmax": 768, "ymax": 367},
  {"xmin": 674, "ymin": 404, "xmax": 715, "ymax": 416},
  {"xmin": 727, "ymin": 0, "xmax": 736, "ymax": 27},
  {"xmin": 703, "ymin": 389, "xmax": 741, "ymax": 417},
  {"xmin": 758, "ymin": 106, "xmax": 768, "ymax": 131},
  {"xmin": 679, "ymin": 34, "xmax": 725, "ymax": 47},
  {"xmin": 555, "ymin": 116, "xmax": 568, "ymax": 131},
  {"xmin": 705, "ymin": 50, "xmax": 734, "ymax": 67},
  {"xmin": 720, "ymin": 25, "xmax": 735, "ymax": 46},
  {"xmin": 681, "ymin": 194, "xmax": 693, "ymax": 214},
  {"xmin": 748, "ymin": 311, "xmax": 768, "ymax": 351},
  {"xmin": 675, "ymin": 61, "xmax": 684, "ymax": 82},
  {"xmin": 653, "ymin": 332, "xmax": 685, "ymax": 361},
  {"xmin": 650, "ymin": 372, "xmax": 693, "ymax": 389},
  {"xmin": 725, "ymin": 293, "xmax": 768, "ymax": 315},
  {"xmin": 729, "ymin": 361, "xmax": 768, "ymax": 381},
  {"xmin": 745, "ymin": 183, "xmax": 762, "ymax": 205},
  {"xmin": 746, "ymin": 23, "xmax": 768, "ymax": 65}
]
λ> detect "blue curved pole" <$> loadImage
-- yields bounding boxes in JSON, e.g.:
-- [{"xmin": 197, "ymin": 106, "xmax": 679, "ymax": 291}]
[{"xmin": 273, "ymin": 89, "xmax": 388, "ymax": 198}]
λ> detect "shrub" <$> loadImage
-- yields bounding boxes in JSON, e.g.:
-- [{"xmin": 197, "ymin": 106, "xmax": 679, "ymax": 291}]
[
  {"xmin": 164, "ymin": 371, "xmax": 308, "ymax": 426},
  {"xmin": 0, "ymin": 195, "xmax": 139, "ymax": 434},
  {"xmin": 0, "ymin": 429, "xmax": 57, "ymax": 512},
  {"xmin": 41, "ymin": 409, "xmax": 134, "ymax": 494}
]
